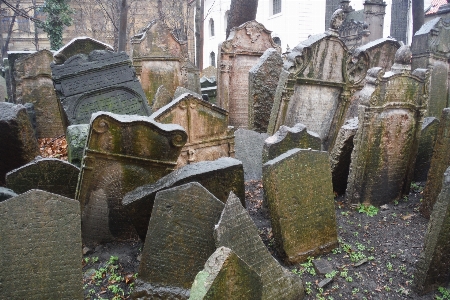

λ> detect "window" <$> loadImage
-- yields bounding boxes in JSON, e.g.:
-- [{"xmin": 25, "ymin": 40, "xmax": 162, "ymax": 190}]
[
  {"xmin": 210, "ymin": 51, "xmax": 216, "ymax": 67},
  {"xmin": 209, "ymin": 18, "xmax": 215, "ymax": 37},
  {"xmin": 272, "ymin": 0, "xmax": 281, "ymax": 15},
  {"xmin": 17, "ymin": 16, "xmax": 30, "ymax": 32}
]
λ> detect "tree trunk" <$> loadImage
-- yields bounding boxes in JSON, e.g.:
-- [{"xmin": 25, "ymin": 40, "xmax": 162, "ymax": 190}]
[
  {"xmin": 195, "ymin": 0, "xmax": 203, "ymax": 69},
  {"xmin": 118, "ymin": 0, "xmax": 127, "ymax": 52},
  {"xmin": 3, "ymin": 0, "xmax": 20, "ymax": 59},
  {"xmin": 412, "ymin": 0, "xmax": 424, "ymax": 36},
  {"xmin": 226, "ymin": 0, "xmax": 258, "ymax": 39},
  {"xmin": 32, "ymin": 0, "xmax": 39, "ymax": 51}
]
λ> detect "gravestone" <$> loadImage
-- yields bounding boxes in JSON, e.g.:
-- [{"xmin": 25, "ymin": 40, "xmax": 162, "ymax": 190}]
[
  {"xmin": 53, "ymin": 36, "xmax": 113, "ymax": 64},
  {"xmin": 152, "ymin": 93, "xmax": 235, "ymax": 168},
  {"xmin": 0, "ymin": 187, "xmax": 17, "ymax": 202},
  {"xmin": 414, "ymin": 166, "xmax": 450, "ymax": 294},
  {"xmin": 248, "ymin": 48, "xmax": 283, "ymax": 133},
  {"xmin": 6, "ymin": 51, "xmax": 35, "ymax": 102},
  {"xmin": 189, "ymin": 246, "xmax": 262, "ymax": 300},
  {"xmin": 0, "ymin": 102, "xmax": 39, "ymax": 185},
  {"xmin": 346, "ymin": 52, "xmax": 428, "ymax": 206},
  {"xmin": 181, "ymin": 60, "xmax": 202, "ymax": 94},
  {"xmin": 151, "ymin": 85, "xmax": 172, "ymax": 113},
  {"xmin": 123, "ymin": 157, "xmax": 244, "ymax": 240},
  {"xmin": 77, "ymin": 112, "xmax": 187, "ymax": 245},
  {"xmin": 173, "ymin": 86, "xmax": 203, "ymax": 100},
  {"xmin": 234, "ymin": 129, "xmax": 269, "ymax": 181},
  {"xmin": 6, "ymin": 157, "xmax": 79, "ymax": 199},
  {"xmin": 132, "ymin": 183, "xmax": 224, "ymax": 299},
  {"xmin": 262, "ymin": 123, "xmax": 321, "ymax": 164},
  {"xmin": 51, "ymin": 50, "xmax": 151, "ymax": 128},
  {"xmin": 201, "ymin": 66, "xmax": 217, "ymax": 79},
  {"xmin": 217, "ymin": 20, "xmax": 280, "ymax": 128},
  {"xmin": 263, "ymin": 148, "xmax": 338, "ymax": 263},
  {"xmin": 66, "ymin": 124, "xmax": 90, "ymax": 167},
  {"xmin": 0, "ymin": 190, "xmax": 82, "ymax": 299},
  {"xmin": 14, "ymin": 49, "xmax": 65, "ymax": 138},
  {"xmin": 421, "ymin": 109, "xmax": 450, "ymax": 218},
  {"xmin": 215, "ymin": 192, "xmax": 305, "ymax": 300},
  {"xmin": 414, "ymin": 117, "xmax": 440, "ymax": 182},
  {"xmin": 0, "ymin": 76, "xmax": 7, "ymax": 102}
]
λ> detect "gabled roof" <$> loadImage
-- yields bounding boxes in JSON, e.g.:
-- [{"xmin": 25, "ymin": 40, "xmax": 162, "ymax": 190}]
[{"xmin": 426, "ymin": 0, "xmax": 448, "ymax": 15}]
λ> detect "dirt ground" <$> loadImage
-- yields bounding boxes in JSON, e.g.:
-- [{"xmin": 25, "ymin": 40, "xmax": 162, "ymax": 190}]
[{"xmin": 81, "ymin": 180, "xmax": 448, "ymax": 300}]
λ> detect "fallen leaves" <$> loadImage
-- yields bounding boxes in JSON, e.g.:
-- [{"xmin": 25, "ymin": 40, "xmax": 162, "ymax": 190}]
[{"xmin": 38, "ymin": 135, "xmax": 68, "ymax": 161}]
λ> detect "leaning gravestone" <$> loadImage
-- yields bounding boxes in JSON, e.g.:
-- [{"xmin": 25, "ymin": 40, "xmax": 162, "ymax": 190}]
[
  {"xmin": 234, "ymin": 129, "xmax": 269, "ymax": 181},
  {"xmin": 151, "ymin": 85, "xmax": 172, "ymax": 113},
  {"xmin": 123, "ymin": 157, "xmax": 244, "ymax": 240},
  {"xmin": 51, "ymin": 50, "xmax": 151, "ymax": 128},
  {"xmin": 77, "ymin": 112, "xmax": 187, "ymax": 245},
  {"xmin": 248, "ymin": 48, "xmax": 283, "ymax": 133},
  {"xmin": 6, "ymin": 157, "xmax": 80, "ymax": 199},
  {"xmin": 0, "ymin": 190, "xmax": 82, "ymax": 299},
  {"xmin": 0, "ymin": 102, "xmax": 39, "ymax": 185},
  {"xmin": 0, "ymin": 75, "xmax": 7, "ymax": 102},
  {"xmin": 173, "ymin": 86, "xmax": 203, "ymax": 100},
  {"xmin": 414, "ymin": 166, "xmax": 450, "ymax": 295},
  {"xmin": 6, "ymin": 51, "xmax": 35, "ymax": 102},
  {"xmin": 189, "ymin": 246, "xmax": 262, "ymax": 300},
  {"xmin": 413, "ymin": 117, "xmax": 439, "ymax": 182},
  {"xmin": 215, "ymin": 192, "xmax": 305, "ymax": 300},
  {"xmin": 181, "ymin": 60, "xmax": 202, "ymax": 94},
  {"xmin": 262, "ymin": 123, "xmax": 321, "ymax": 164},
  {"xmin": 66, "ymin": 124, "xmax": 90, "ymax": 167},
  {"xmin": 53, "ymin": 36, "xmax": 113, "ymax": 64},
  {"xmin": 132, "ymin": 183, "xmax": 224, "ymax": 299},
  {"xmin": 263, "ymin": 148, "xmax": 338, "ymax": 264}
]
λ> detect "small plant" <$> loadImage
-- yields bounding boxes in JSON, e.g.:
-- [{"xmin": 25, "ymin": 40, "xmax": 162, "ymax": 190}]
[
  {"xmin": 349, "ymin": 251, "xmax": 366, "ymax": 263},
  {"xmin": 332, "ymin": 247, "xmax": 342, "ymax": 254},
  {"xmin": 325, "ymin": 270, "xmax": 338, "ymax": 278},
  {"xmin": 108, "ymin": 284, "xmax": 124, "ymax": 296},
  {"xmin": 385, "ymin": 286, "xmax": 391, "ymax": 292},
  {"xmin": 436, "ymin": 287, "xmax": 450, "ymax": 300},
  {"xmin": 341, "ymin": 211, "xmax": 349, "ymax": 216},
  {"xmin": 108, "ymin": 255, "xmax": 119, "ymax": 265},
  {"xmin": 346, "ymin": 276, "xmax": 353, "ymax": 282},
  {"xmin": 300, "ymin": 257, "xmax": 316, "ymax": 276},
  {"xmin": 357, "ymin": 204, "xmax": 379, "ymax": 217},
  {"xmin": 391, "ymin": 213, "xmax": 397, "ymax": 217},
  {"xmin": 91, "ymin": 256, "xmax": 99, "ymax": 263},
  {"xmin": 394, "ymin": 200, "xmax": 399, "ymax": 205},
  {"xmin": 386, "ymin": 261, "xmax": 393, "ymax": 271},
  {"xmin": 356, "ymin": 242, "xmax": 366, "ymax": 251},
  {"xmin": 411, "ymin": 182, "xmax": 423, "ymax": 193},
  {"xmin": 304, "ymin": 281, "xmax": 312, "ymax": 295},
  {"xmin": 352, "ymin": 288, "xmax": 360, "ymax": 295}
]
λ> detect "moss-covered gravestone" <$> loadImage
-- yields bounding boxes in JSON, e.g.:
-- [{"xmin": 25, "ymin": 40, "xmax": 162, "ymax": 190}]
[
  {"xmin": 66, "ymin": 124, "xmax": 90, "ymax": 167},
  {"xmin": 132, "ymin": 183, "xmax": 224, "ymax": 299},
  {"xmin": 0, "ymin": 190, "xmax": 82, "ymax": 299},
  {"xmin": 215, "ymin": 192, "xmax": 305, "ymax": 300},
  {"xmin": 263, "ymin": 148, "xmax": 338, "ymax": 263},
  {"xmin": 189, "ymin": 246, "xmax": 262, "ymax": 300},
  {"xmin": 76, "ymin": 112, "xmax": 187, "ymax": 245},
  {"xmin": 413, "ymin": 117, "xmax": 439, "ymax": 182}
]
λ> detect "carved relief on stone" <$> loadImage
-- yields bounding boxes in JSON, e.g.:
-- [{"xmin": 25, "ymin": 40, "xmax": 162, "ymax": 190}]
[{"xmin": 346, "ymin": 52, "xmax": 369, "ymax": 84}]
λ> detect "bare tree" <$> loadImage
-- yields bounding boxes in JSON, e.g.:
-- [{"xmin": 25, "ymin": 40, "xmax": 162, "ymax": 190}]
[
  {"xmin": 2, "ymin": 0, "xmax": 20, "ymax": 58},
  {"xmin": 225, "ymin": 0, "xmax": 258, "ymax": 39}
]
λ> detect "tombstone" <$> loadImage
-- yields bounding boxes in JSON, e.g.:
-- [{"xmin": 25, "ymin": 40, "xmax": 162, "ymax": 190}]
[
  {"xmin": 0, "ymin": 76, "xmax": 7, "ymax": 102},
  {"xmin": 248, "ymin": 48, "xmax": 283, "ymax": 133},
  {"xmin": 413, "ymin": 117, "xmax": 440, "ymax": 182},
  {"xmin": 151, "ymin": 85, "xmax": 172, "ymax": 113},
  {"xmin": 0, "ymin": 187, "xmax": 17, "ymax": 202},
  {"xmin": 262, "ymin": 123, "xmax": 321, "ymax": 164},
  {"xmin": 200, "ymin": 75, "xmax": 217, "ymax": 104},
  {"xmin": 181, "ymin": 60, "xmax": 202, "ymax": 94},
  {"xmin": 14, "ymin": 50, "xmax": 65, "ymax": 138},
  {"xmin": 132, "ymin": 183, "xmax": 224, "ymax": 299},
  {"xmin": 346, "ymin": 51, "xmax": 428, "ymax": 206},
  {"xmin": 414, "ymin": 166, "xmax": 450, "ymax": 295},
  {"xmin": 215, "ymin": 192, "xmax": 305, "ymax": 300},
  {"xmin": 123, "ymin": 157, "xmax": 244, "ymax": 240},
  {"xmin": 77, "ymin": 112, "xmax": 187, "ymax": 245},
  {"xmin": 23, "ymin": 102, "xmax": 37, "ymax": 134},
  {"xmin": 6, "ymin": 157, "xmax": 80, "ymax": 199},
  {"xmin": 201, "ymin": 65, "xmax": 217, "ymax": 79},
  {"xmin": 234, "ymin": 129, "xmax": 269, "ymax": 181},
  {"xmin": 173, "ymin": 86, "xmax": 203, "ymax": 100},
  {"xmin": 217, "ymin": 20, "xmax": 280, "ymax": 128},
  {"xmin": 6, "ymin": 51, "xmax": 35, "ymax": 102},
  {"xmin": 0, "ymin": 190, "xmax": 82, "ymax": 299},
  {"xmin": 131, "ymin": 19, "xmax": 186, "ymax": 104},
  {"xmin": 189, "ymin": 246, "xmax": 262, "ymax": 300},
  {"xmin": 51, "ymin": 50, "xmax": 151, "ymax": 129},
  {"xmin": 0, "ymin": 102, "xmax": 39, "ymax": 185},
  {"xmin": 263, "ymin": 148, "xmax": 338, "ymax": 264},
  {"xmin": 66, "ymin": 124, "xmax": 90, "ymax": 167},
  {"xmin": 53, "ymin": 36, "xmax": 113, "ymax": 64},
  {"xmin": 152, "ymin": 93, "xmax": 235, "ymax": 168},
  {"xmin": 421, "ymin": 109, "xmax": 450, "ymax": 218}
]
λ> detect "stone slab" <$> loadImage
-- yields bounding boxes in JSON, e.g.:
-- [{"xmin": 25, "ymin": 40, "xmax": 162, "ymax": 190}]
[
  {"xmin": 151, "ymin": 85, "xmax": 172, "ymax": 113},
  {"xmin": 234, "ymin": 129, "xmax": 269, "ymax": 181},
  {"xmin": 66, "ymin": 124, "xmax": 90, "ymax": 168},
  {"xmin": 414, "ymin": 117, "xmax": 439, "ymax": 182},
  {"xmin": 53, "ymin": 36, "xmax": 113, "ymax": 64}
]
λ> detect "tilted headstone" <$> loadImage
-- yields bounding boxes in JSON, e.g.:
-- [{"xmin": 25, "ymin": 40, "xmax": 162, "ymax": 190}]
[
  {"xmin": 234, "ymin": 128, "xmax": 269, "ymax": 181},
  {"xmin": 181, "ymin": 60, "xmax": 202, "ymax": 94},
  {"xmin": 51, "ymin": 50, "xmax": 151, "ymax": 128},
  {"xmin": 217, "ymin": 20, "xmax": 280, "ymax": 128},
  {"xmin": 414, "ymin": 166, "xmax": 450, "ymax": 294},
  {"xmin": 346, "ymin": 49, "xmax": 428, "ymax": 206},
  {"xmin": 414, "ymin": 117, "xmax": 440, "ymax": 182},
  {"xmin": 248, "ymin": 48, "xmax": 283, "ymax": 133},
  {"xmin": 66, "ymin": 124, "xmax": 90, "ymax": 168},
  {"xmin": 151, "ymin": 85, "xmax": 172, "ymax": 113},
  {"xmin": 263, "ymin": 148, "xmax": 338, "ymax": 264},
  {"xmin": 189, "ymin": 246, "xmax": 262, "ymax": 300},
  {"xmin": 152, "ymin": 93, "xmax": 235, "ymax": 168},
  {"xmin": 53, "ymin": 36, "xmax": 113, "ymax": 64},
  {"xmin": 76, "ymin": 112, "xmax": 187, "ymax": 245},
  {"xmin": 0, "ymin": 75, "xmax": 7, "ymax": 102},
  {"xmin": 173, "ymin": 86, "xmax": 203, "ymax": 100},
  {"xmin": 215, "ymin": 192, "xmax": 305, "ymax": 300},
  {"xmin": 132, "ymin": 183, "xmax": 224, "ymax": 299},
  {"xmin": 6, "ymin": 157, "xmax": 80, "ymax": 199},
  {"xmin": 262, "ymin": 123, "xmax": 321, "ymax": 164},
  {"xmin": 0, "ymin": 190, "xmax": 82, "ymax": 299},
  {"xmin": 123, "ymin": 157, "xmax": 244, "ymax": 240},
  {"xmin": 0, "ymin": 102, "xmax": 39, "ymax": 185},
  {"xmin": 6, "ymin": 51, "xmax": 35, "ymax": 102},
  {"xmin": 0, "ymin": 187, "xmax": 17, "ymax": 202},
  {"xmin": 421, "ymin": 109, "xmax": 450, "ymax": 218}
]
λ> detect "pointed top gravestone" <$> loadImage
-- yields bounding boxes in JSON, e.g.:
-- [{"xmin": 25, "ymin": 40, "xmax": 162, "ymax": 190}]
[{"xmin": 53, "ymin": 36, "xmax": 113, "ymax": 64}]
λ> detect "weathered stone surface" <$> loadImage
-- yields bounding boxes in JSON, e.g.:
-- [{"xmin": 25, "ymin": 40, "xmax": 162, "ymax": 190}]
[
  {"xmin": 24, "ymin": 102, "xmax": 37, "ymax": 134},
  {"xmin": 234, "ymin": 128, "xmax": 269, "ymax": 181},
  {"xmin": 248, "ymin": 48, "xmax": 283, "ymax": 133},
  {"xmin": 0, "ymin": 102, "xmax": 39, "ymax": 185},
  {"xmin": 414, "ymin": 117, "xmax": 440, "ymax": 182},
  {"xmin": 51, "ymin": 50, "xmax": 151, "ymax": 128},
  {"xmin": 0, "ymin": 75, "xmax": 7, "ymax": 102},
  {"xmin": 329, "ymin": 117, "xmax": 358, "ymax": 195},
  {"xmin": 66, "ymin": 124, "xmax": 90, "ymax": 168},
  {"xmin": 414, "ymin": 167, "xmax": 450, "ymax": 294},
  {"xmin": 152, "ymin": 93, "xmax": 235, "ymax": 168},
  {"xmin": 189, "ymin": 246, "xmax": 262, "ymax": 300},
  {"xmin": 173, "ymin": 86, "xmax": 203, "ymax": 100},
  {"xmin": 14, "ymin": 49, "xmax": 65, "ymax": 138},
  {"xmin": 215, "ymin": 192, "xmax": 305, "ymax": 300},
  {"xmin": 263, "ymin": 148, "xmax": 338, "ymax": 264},
  {"xmin": 76, "ymin": 112, "xmax": 187, "ymax": 245},
  {"xmin": 421, "ymin": 109, "xmax": 450, "ymax": 218},
  {"xmin": 313, "ymin": 259, "xmax": 334, "ymax": 276},
  {"xmin": 0, "ymin": 187, "xmax": 17, "ymax": 202},
  {"xmin": 218, "ymin": 20, "xmax": 280, "ymax": 128},
  {"xmin": 123, "ymin": 157, "xmax": 244, "ymax": 240},
  {"xmin": 181, "ymin": 60, "xmax": 202, "ymax": 94},
  {"xmin": 6, "ymin": 157, "xmax": 79, "ymax": 198},
  {"xmin": 0, "ymin": 190, "xmax": 82, "ymax": 299},
  {"xmin": 53, "ymin": 36, "xmax": 113, "ymax": 64},
  {"xmin": 6, "ymin": 51, "xmax": 35, "ymax": 102},
  {"xmin": 132, "ymin": 183, "xmax": 224, "ymax": 299},
  {"xmin": 201, "ymin": 66, "xmax": 217, "ymax": 79},
  {"xmin": 262, "ymin": 123, "xmax": 321, "ymax": 164},
  {"xmin": 151, "ymin": 85, "xmax": 172, "ymax": 113}
]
